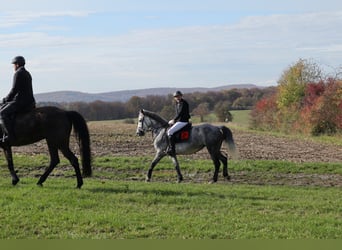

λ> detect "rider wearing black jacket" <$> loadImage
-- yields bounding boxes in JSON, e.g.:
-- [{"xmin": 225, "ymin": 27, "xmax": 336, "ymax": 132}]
[
  {"xmin": 0, "ymin": 56, "xmax": 36, "ymax": 143},
  {"xmin": 173, "ymin": 96, "xmax": 190, "ymax": 123},
  {"xmin": 166, "ymin": 91, "xmax": 191, "ymax": 155}
]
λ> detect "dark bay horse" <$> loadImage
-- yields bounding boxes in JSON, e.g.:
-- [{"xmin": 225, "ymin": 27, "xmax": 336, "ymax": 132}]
[
  {"xmin": 0, "ymin": 106, "xmax": 92, "ymax": 188},
  {"xmin": 136, "ymin": 109, "xmax": 236, "ymax": 183}
]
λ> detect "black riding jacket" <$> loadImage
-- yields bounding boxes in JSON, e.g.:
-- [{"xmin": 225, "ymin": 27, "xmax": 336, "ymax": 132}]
[
  {"xmin": 3, "ymin": 66, "xmax": 36, "ymax": 110},
  {"xmin": 173, "ymin": 99, "xmax": 190, "ymax": 122}
]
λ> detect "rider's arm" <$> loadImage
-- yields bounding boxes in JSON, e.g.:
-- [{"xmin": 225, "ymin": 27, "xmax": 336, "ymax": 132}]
[{"xmin": 3, "ymin": 70, "xmax": 22, "ymax": 102}]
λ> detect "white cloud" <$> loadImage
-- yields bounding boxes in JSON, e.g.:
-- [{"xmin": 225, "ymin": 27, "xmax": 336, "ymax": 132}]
[
  {"xmin": 0, "ymin": 10, "xmax": 93, "ymax": 28},
  {"xmin": 2, "ymin": 0, "xmax": 342, "ymax": 13},
  {"xmin": 1, "ymin": 10, "xmax": 342, "ymax": 96}
]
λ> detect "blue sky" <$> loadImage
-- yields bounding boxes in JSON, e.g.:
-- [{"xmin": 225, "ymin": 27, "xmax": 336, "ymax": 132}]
[{"xmin": 1, "ymin": 0, "xmax": 342, "ymax": 96}]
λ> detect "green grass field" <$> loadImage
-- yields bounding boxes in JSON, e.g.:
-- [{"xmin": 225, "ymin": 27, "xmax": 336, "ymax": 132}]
[
  {"xmin": 0, "ymin": 111, "xmax": 341, "ymax": 239},
  {"xmin": 230, "ymin": 110, "xmax": 251, "ymax": 128},
  {"xmin": 0, "ymin": 155, "xmax": 341, "ymax": 239},
  {"xmin": 0, "ymin": 178, "xmax": 341, "ymax": 239},
  {"xmin": 190, "ymin": 110, "xmax": 251, "ymax": 127}
]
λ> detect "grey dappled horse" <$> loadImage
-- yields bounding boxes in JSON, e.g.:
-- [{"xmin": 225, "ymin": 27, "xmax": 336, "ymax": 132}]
[{"xmin": 136, "ymin": 109, "xmax": 236, "ymax": 183}]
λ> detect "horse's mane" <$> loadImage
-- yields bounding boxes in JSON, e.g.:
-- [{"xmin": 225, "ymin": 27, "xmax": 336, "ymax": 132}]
[{"xmin": 142, "ymin": 109, "xmax": 169, "ymax": 127}]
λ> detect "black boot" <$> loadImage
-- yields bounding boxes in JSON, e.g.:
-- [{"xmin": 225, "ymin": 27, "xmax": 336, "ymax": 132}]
[
  {"xmin": 0, "ymin": 117, "xmax": 14, "ymax": 143},
  {"xmin": 166, "ymin": 135, "xmax": 176, "ymax": 156},
  {"xmin": 0, "ymin": 121, "xmax": 9, "ymax": 143}
]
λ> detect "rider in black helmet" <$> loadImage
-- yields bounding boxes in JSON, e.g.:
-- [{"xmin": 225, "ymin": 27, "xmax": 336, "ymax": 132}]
[
  {"xmin": 0, "ymin": 56, "xmax": 36, "ymax": 143},
  {"xmin": 166, "ymin": 90, "xmax": 190, "ymax": 155}
]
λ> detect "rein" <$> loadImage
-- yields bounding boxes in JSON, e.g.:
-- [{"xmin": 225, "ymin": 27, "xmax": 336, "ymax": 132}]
[
  {"xmin": 140, "ymin": 112, "xmax": 168, "ymax": 139},
  {"xmin": 145, "ymin": 116, "xmax": 166, "ymax": 132}
]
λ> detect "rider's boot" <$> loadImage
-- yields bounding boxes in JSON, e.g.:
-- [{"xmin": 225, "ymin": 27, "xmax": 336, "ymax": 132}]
[
  {"xmin": 0, "ymin": 117, "xmax": 14, "ymax": 143},
  {"xmin": 0, "ymin": 120, "xmax": 8, "ymax": 143},
  {"xmin": 166, "ymin": 135, "xmax": 176, "ymax": 156}
]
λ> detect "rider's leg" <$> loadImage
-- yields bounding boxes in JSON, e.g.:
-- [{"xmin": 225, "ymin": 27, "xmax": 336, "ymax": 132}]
[
  {"xmin": 166, "ymin": 122, "xmax": 187, "ymax": 156},
  {"xmin": 0, "ymin": 102, "xmax": 16, "ymax": 143},
  {"xmin": 0, "ymin": 119, "xmax": 9, "ymax": 142},
  {"xmin": 166, "ymin": 133, "xmax": 176, "ymax": 156}
]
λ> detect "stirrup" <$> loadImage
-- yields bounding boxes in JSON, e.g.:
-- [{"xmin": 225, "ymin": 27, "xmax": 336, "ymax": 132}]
[{"xmin": 1, "ymin": 134, "xmax": 9, "ymax": 143}]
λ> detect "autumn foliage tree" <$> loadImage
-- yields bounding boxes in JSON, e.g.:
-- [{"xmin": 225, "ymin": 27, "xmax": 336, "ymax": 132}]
[
  {"xmin": 214, "ymin": 101, "xmax": 233, "ymax": 122},
  {"xmin": 303, "ymin": 79, "xmax": 342, "ymax": 135},
  {"xmin": 251, "ymin": 59, "xmax": 342, "ymax": 135},
  {"xmin": 250, "ymin": 94, "xmax": 278, "ymax": 131},
  {"xmin": 192, "ymin": 102, "xmax": 210, "ymax": 122},
  {"xmin": 277, "ymin": 59, "xmax": 322, "ymax": 109}
]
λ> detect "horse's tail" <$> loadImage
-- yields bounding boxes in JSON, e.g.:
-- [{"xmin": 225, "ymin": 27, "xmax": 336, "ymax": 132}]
[
  {"xmin": 67, "ymin": 111, "xmax": 92, "ymax": 177},
  {"xmin": 220, "ymin": 126, "xmax": 238, "ymax": 159}
]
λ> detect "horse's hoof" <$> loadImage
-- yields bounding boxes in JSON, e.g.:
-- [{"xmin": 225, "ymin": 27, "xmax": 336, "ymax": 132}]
[
  {"xmin": 223, "ymin": 175, "xmax": 230, "ymax": 181},
  {"xmin": 145, "ymin": 178, "xmax": 151, "ymax": 183},
  {"xmin": 37, "ymin": 182, "xmax": 43, "ymax": 187},
  {"xmin": 12, "ymin": 179, "xmax": 19, "ymax": 186},
  {"xmin": 76, "ymin": 180, "xmax": 83, "ymax": 188},
  {"xmin": 177, "ymin": 177, "xmax": 183, "ymax": 183}
]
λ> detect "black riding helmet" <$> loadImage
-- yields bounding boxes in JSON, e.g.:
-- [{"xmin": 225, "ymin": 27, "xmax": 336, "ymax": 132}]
[
  {"xmin": 11, "ymin": 56, "xmax": 26, "ymax": 66},
  {"xmin": 173, "ymin": 90, "xmax": 183, "ymax": 97}
]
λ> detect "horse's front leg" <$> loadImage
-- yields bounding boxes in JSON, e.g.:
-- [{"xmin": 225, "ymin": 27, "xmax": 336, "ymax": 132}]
[
  {"xmin": 171, "ymin": 156, "xmax": 183, "ymax": 183},
  {"xmin": 3, "ymin": 146, "xmax": 19, "ymax": 185},
  {"xmin": 146, "ymin": 151, "xmax": 165, "ymax": 182}
]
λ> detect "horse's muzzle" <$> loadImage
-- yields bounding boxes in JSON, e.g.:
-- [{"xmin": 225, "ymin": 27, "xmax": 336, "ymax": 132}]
[{"xmin": 136, "ymin": 130, "xmax": 145, "ymax": 136}]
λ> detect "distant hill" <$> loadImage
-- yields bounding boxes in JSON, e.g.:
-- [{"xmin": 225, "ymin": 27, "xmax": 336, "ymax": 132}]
[{"xmin": 35, "ymin": 84, "xmax": 261, "ymax": 103}]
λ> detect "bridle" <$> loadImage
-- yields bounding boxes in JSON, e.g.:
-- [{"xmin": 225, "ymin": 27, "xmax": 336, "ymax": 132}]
[
  {"xmin": 137, "ymin": 112, "xmax": 167, "ymax": 137},
  {"xmin": 137, "ymin": 113, "xmax": 149, "ymax": 134}
]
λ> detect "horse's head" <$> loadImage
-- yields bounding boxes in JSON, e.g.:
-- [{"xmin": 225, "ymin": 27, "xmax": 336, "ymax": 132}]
[
  {"xmin": 136, "ymin": 109, "xmax": 146, "ymax": 136},
  {"xmin": 136, "ymin": 109, "xmax": 168, "ymax": 136}
]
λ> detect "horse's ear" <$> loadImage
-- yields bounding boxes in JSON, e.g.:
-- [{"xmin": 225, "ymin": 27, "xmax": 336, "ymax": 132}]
[{"xmin": 140, "ymin": 109, "xmax": 144, "ymax": 114}]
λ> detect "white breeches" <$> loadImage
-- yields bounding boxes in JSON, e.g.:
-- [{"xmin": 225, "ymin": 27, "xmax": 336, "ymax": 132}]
[{"xmin": 167, "ymin": 122, "xmax": 188, "ymax": 136}]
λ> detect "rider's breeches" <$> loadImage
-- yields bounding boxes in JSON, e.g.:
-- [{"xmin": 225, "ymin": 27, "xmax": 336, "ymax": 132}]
[{"xmin": 167, "ymin": 122, "xmax": 188, "ymax": 136}]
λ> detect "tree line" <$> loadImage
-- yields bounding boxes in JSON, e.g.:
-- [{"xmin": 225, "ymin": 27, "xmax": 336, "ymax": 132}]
[{"xmin": 38, "ymin": 87, "xmax": 275, "ymax": 122}]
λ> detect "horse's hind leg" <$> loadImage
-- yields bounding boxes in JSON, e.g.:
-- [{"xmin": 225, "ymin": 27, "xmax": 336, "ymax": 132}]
[
  {"xmin": 37, "ymin": 145, "xmax": 60, "ymax": 186},
  {"xmin": 219, "ymin": 152, "xmax": 230, "ymax": 180},
  {"xmin": 208, "ymin": 151, "xmax": 220, "ymax": 183},
  {"xmin": 60, "ymin": 147, "xmax": 83, "ymax": 188},
  {"xmin": 3, "ymin": 146, "xmax": 19, "ymax": 185}
]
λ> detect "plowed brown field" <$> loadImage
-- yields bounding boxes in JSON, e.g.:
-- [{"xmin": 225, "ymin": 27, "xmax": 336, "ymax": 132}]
[{"xmin": 11, "ymin": 122, "xmax": 342, "ymax": 186}]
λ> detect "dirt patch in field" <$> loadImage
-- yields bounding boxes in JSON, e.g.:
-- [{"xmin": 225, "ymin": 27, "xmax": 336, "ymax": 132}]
[
  {"xmin": 86, "ymin": 123, "xmax": 342, "ymax": 163},
  {"xmin": 10, "ymin": 122, "xmax": 342, "ymax": 187}
]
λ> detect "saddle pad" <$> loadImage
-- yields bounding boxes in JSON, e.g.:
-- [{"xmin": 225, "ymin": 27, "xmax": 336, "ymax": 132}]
[{"xmin": 174, "ymin": 123, "xmax": 192, "ymax": 142}]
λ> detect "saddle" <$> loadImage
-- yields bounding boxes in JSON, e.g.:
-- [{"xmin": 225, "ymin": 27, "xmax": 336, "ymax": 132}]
[
  {"xmin": 6, "ymin": 104, "xmax": 36, "ymax": 124},
  {"xmin": 0, "ymin": 103, "xmax": 36, "ymax": 142},
  {"xmin": 173, "ymin": 123, "xmax": 192, "ymax": 143}
]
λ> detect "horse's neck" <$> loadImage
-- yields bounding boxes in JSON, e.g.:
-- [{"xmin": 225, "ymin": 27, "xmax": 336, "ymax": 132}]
[
  {"xmin": 147, "ymin": 118, "xmax": 164, "ymax": 131},
  {"xmin": 145, "ymin": 113, "xmax": 166, "ymax": 128},
  {"xmin": 145, "ymin": 116, "xmax": 166, "ymax": 137},
  {"xmin": 153, "ymin": 127, "xmax": 167, "ymax": 141}
]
